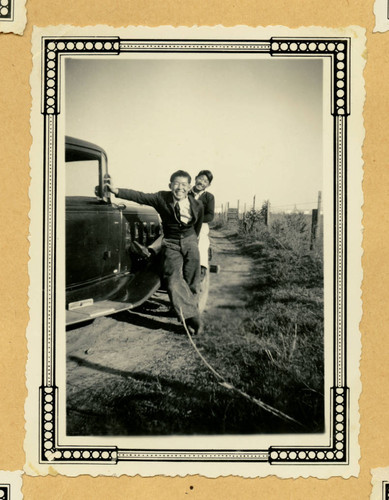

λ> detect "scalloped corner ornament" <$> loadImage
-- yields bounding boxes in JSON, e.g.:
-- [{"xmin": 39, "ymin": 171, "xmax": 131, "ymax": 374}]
[
  {"xmin": 374, "ymin": 0, "xmax": 389, "ymax": 32},
  {"xmin": 25, "ymin": 25, "xmax": 365, "ymax": 478},
  {"xmin": 0, "ymin": 0, "xmax": 26, "ymax": 35}
]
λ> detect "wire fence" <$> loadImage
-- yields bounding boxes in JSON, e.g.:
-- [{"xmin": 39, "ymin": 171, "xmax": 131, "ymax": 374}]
[{"xmin": 213, "ymin": 192, "xmax": 323, "ymax": 253}]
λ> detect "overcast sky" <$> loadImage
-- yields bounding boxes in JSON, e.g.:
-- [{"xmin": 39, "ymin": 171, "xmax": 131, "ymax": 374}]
[{"xmin": 65, "ymin": 57, "xmax": 323, "ymax": 212}]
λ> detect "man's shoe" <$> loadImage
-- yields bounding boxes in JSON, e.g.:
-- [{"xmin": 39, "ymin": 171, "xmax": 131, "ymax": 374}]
[{"xmin": 186, "ymin": 316, "xmax": 203, "ymax": 335}]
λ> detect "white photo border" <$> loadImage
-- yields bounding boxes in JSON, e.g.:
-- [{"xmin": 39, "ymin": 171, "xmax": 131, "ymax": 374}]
[
  {"xmin": 0, "ymin": 471, "xmax": 23, "ymax": 500},
  {"xmin": 0, "ymin": 0, "xmax": 26, "ymax": 35},
  {"xmin": 373, "ymin": 0, "xmax": 389, "ymax": 31},
  {"xmin": 370, "ymin": 469, "xmax": 389, "ymax": 500},
  {"xmin": 32, "ymin": 31, "xmax": 359, "ymax": 472}
]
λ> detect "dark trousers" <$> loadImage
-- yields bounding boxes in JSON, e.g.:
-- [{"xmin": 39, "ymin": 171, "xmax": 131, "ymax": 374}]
[{"xmin": 162, "ymin": 234, "xmax": 200, "ymax": 320}]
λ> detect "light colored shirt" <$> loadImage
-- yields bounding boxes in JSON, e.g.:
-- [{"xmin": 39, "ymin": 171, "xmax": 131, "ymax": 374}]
[
  {"xmin": 191, "ymin": 190, "xmax": 208, "ymax": 225},
  {"xmin": 175, "ymin": 197, "xmax": 192, "ymax": 225},
  {"xmin": 191, "ymin": 189, "xmax": 204, "ymax": 201}
]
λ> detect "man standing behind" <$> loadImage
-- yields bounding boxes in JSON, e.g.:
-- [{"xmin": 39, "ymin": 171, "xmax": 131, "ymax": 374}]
[
  {"xmin": 106, "ymin": 170, "xmax": 204, "ymax": 334},
  {"xmin": 190, "ymin": 170, "xmax": 215, "ymax": 279}
]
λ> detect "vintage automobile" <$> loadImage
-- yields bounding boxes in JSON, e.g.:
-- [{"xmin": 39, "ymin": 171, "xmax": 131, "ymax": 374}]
[{"xmin": 65, "ymin": 136, "xmax": 163, "ymax": 326}]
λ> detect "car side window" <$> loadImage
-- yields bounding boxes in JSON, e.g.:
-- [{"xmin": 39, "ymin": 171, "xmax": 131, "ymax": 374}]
[{"xmin": 66, "ymin": 159, "xmax": 99, "ymax": 197}]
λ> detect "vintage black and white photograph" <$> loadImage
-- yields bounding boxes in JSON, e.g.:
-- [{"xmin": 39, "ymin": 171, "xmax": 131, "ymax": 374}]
[
  {"xmin": 65, "ymin": 55, "xmax": 326, "ymax": 438},
  {"xmin": 25, "ymin": 25, "xmax": 364, "ymax": 478}
]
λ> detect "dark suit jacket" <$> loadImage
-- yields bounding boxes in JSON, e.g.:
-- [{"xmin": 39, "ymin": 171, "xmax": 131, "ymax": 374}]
[
  {"xmin": 190, "ymin": 191, "xmax": 215, "ymax": 223},
  {"xmin": 117, "ymin": 188, "xmax": 204, "ymax": 239}
]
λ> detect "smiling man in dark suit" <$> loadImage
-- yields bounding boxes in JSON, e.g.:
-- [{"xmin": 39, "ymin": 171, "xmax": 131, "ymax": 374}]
[{"xmin": 107, "ymin": 170, "xmax": 204, "ymax": 334}]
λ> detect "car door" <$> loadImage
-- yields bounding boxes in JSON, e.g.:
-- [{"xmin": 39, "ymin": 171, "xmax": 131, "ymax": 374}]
[
  {"xmin": 66, "ymin": 199, "xmax": 122, "ymax": 286},
  {"xmin": 65, "ymin": 141, "xmax": 123, "ymax": 303}
]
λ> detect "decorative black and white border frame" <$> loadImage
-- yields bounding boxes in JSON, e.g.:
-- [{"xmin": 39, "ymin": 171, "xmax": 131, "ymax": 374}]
[
  {"xmin": 26, "ymin": 26, "xmax": 364, "ymax": 477},
  {"xmin": 383, "ymin": 482, "xmax": 389, "ymax": 500},
  {"xmin": 0, "ymin": 485, "xmax": 10, "ymax": 500},
  {"xmin": 34, "ymin": 33, "xmax": 353, "ymax": 470},
  {"xmin": 0, "ymin": 0, "xmax": 13, "ymax": 21}
]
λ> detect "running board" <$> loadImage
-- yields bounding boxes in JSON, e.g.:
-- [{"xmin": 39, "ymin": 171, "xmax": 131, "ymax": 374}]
[
  {"xmin": 66, "ymin": 300, "xmax": 134, "ymax": 326},
  {"xmin": 66, "ymin": 271, "xmax": 161, "ymax": 326}
]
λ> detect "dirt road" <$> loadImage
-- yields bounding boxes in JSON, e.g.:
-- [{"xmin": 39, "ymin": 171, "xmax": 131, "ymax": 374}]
[{"xmin": 66, "ymin": 228, "xmax": 256, "ymax": 435}]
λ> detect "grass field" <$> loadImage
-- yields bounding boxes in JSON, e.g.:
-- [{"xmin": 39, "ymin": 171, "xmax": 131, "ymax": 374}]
[
  {"xmin": 67, "ymin": 216, "xmax": 324, "ymax": 436},
  {"xmin": 191, "ymin": 223, "xmax": 324, "ymax": 433}
]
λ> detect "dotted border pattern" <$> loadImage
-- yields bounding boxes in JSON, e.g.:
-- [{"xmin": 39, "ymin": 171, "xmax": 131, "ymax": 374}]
[
  {"xmin": 119, "ymin": 40, "xmax": 271, "ymax": 52},
  {"xmin": 43, "ymin": 115, "xmax": 56, "ymax": 388},
  {"xmin": 39, "ymin": 35, "xmax": 351, "ymax": 465},
  {"xmin": 269, "ymin": 388, "xmax": 348, "ymax": 464},
  {"xmin": 0, "ymin": 0, "xmax": 12, "ymax": 20},
  {"xmin": 335, "ymin": 116, "xmax": 346, "ymax": 388},
  {"xmin": 118, "ymin": 450, "xmax": 269, "ymax": 462},
  {"xmin": 42, "ymin": 38, "xmax": 120, "ymax": 115},
  {"xmin": 40, "ymin": 386, "xmax": 118, "ymax": 463},
  {"xmin": 0, "ymin": 485, "xmax": 9, "ymax": 500},
  {"xmin": 270, "ymin": 38, "xmax": 349, "ymax": 117},
  {"xmin": 42, "ymin": 37, "xmax": 349, "ymax": 118}
]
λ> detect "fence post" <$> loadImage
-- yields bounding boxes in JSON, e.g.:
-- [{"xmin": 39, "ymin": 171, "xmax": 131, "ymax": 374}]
[
  {"xmin": 253, "ymin": 195, "xmax": 256, "ymax": 210},
  {"xmin": 316, "ymin": 190, "xmax": 322, "ymax": 239},
  {"xmin": 310, "ymin": 208, "xmax": 318, "ymax": 250},
  {"xmin": 265, "ymin": 200, "xmax": 271, "ymax": 227}
]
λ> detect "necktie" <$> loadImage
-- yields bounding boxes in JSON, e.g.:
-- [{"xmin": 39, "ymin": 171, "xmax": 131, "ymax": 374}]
[{"xmin": 174, "ymin": 203, "xmax": 181, "ymax": 222}]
